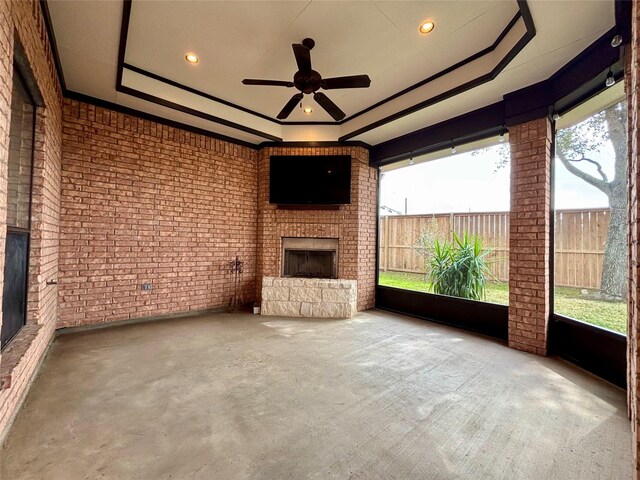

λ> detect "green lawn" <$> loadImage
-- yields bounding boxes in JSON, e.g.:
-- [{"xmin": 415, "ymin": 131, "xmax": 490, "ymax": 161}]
[{"xmin": 378, "ymin": 271, "xmax": 627, "ymax": 334}]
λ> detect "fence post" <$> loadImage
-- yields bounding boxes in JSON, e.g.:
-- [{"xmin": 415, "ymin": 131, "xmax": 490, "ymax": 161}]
[
  {"xmin": 449, "ymin": 212, "xmax": 454, "ymax": 241},
  {"xmin": 382, "ymin": 217, "xmax": 387, "ymax": 272}
]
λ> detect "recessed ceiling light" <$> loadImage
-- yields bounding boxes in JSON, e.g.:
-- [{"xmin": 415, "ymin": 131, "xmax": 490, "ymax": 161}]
[
  {"xmin": 419, "ymin": 21, "xmax": 435, "ymax": 35},
  {"xmin": 185, "ymin": 53, "xmax": 199, "ymax": 64},
  {"xmin": 304, "ymin": 107, "xmax": 313, "ymax": 114}
]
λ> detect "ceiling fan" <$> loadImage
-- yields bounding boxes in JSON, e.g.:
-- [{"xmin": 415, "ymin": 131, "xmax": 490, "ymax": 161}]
[{"xmin": 242, "ymin": 38, "xmax": 371, "ymax": 121}]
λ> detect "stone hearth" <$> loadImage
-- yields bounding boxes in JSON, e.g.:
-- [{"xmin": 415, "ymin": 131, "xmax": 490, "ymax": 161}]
[{"xmin": 260, "ymin": 277, "xmax": 357, "ymax": 318}]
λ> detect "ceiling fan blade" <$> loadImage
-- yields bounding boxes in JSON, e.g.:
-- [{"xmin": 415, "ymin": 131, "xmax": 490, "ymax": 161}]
[
  {"xmin": 242, "ymin": 79, "xmax": 295, "ymax": 87},
  {"xmin": 322, "ymin": 75, "xmax": 371, "ymax": 90},
  {"xmin": 292, "ymin": 43, "xmax": 312, "ymax": 73},
  {"xmin": 277, "ymin": 93, "xmax": 304, "ymax": 119},
  {"xmin": 313, "ymin": 92, "xmax": 345, "ymax": 121}
]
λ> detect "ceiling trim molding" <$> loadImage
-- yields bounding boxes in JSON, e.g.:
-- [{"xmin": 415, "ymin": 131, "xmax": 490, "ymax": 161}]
[
  {"xmin": 60, "ymin": 90, "xmax": 372, "ymax": 152},
  {"xmin": 39, "ymin": 1, "xmax": 370, "ymax": 151},
  {"xmin": 115, "ymin": 0, "xmax": 281, "ymax": 142},
  {"xmin": 117, "ymin": 0, "xmax": 533, "ymax": 138},
  {"xmin": 39, "ymin": 0, "xmax": 66, "ymax": 92},
  {"xmin": 505, "ymin": 26, "xmax": 624, "ymax": 125},
  {"xmin": 339, "ymin": 0, "xmax": 535, "ymax": 141},
  {"xmin": 258, "ymin": 141, "xmax": 370, "ymax": 150},
  {"xmin": 115, "ymin": 83, "xmax": 282, "ymax": 142},
  {"xmin": 121, "ymin": 63, "xmax": 338, "ymax": 127},
  {"xmin": 370, "ymin": 102, "xmax": 506, "ymax": 167},
  {"xmin": 41, "ymin": 0, "xmax": 625, "ymax": 154},
  {"xmin": 115, "ymin": 0, "xmax": 131, "ymax": 89},
  {"xmin": 123, "ymin": 62, "xmax": 281, "ymax": 125},
  {"xmin": 341, "ymin": 8, "xmax": 525, "ymax": 126},
  {"xmin": 370, "ymin": 22, "xmax": 629, "ymax": 166},
  {"xmin": 64, "ymin": 90, "xmax": 260, "ymax": 150}
]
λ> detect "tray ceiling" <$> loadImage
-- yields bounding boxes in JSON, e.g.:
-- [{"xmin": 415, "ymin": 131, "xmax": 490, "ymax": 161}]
[{"xmin": 47, "ymin": 0, "xmax": 614, "ymax": 145}]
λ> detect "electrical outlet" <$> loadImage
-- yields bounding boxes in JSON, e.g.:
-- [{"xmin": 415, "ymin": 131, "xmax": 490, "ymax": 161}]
[{"xmin": 141, "ymin": 282, "xmax": 153, "ymax": 291}]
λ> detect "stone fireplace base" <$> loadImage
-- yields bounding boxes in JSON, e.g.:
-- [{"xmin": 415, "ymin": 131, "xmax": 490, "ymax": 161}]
[{"xmin": 260, "ymin": 277, "xmax": 357, "ymax": 318}]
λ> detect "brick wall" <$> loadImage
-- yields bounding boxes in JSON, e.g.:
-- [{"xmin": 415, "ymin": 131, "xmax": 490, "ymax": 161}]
[
  {"xmin": 256, "ymin": 147, "xmax": 377, "ymax": 311},
  {"xmin": 508, "ymin": 117, "xmax": 552, "ymax": 355},
  {"xmin": 628, "ymin": 0, "xmax": 640, "ymax": 477},
  {"xmin": 58, "ymin": 99, "xmax": 259, "ymax": 327},
  {"xmin": 0, "ymin": 0, "xmax": 62, "ymax": 442}
]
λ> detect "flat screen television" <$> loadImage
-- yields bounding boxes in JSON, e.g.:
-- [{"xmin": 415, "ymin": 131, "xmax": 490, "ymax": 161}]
[{"xmin": 269, "ymin": 155, "xmax": 351, "ymax": 205}]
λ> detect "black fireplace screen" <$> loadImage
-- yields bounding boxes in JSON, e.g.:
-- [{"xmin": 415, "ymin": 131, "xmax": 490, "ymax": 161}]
[{"xmin": 283, "ymin": 249, "xmax": 336, "ymax": 279}]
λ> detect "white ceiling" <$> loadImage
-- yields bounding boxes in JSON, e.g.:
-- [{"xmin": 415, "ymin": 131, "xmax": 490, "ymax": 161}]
[{"xmin": 47, "ymin": 0, "xmax": 615, "ymax": 146}]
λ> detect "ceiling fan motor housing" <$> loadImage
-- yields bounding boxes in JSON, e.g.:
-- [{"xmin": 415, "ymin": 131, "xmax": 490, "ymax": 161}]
[{"xmin": 294, "ymin": 70, "xmax": 323, "ymax": 94}]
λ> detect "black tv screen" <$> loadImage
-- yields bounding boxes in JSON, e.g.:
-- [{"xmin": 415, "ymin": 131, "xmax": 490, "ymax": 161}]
[{"xmin": 269, "ymin": 155, "xmax": 351, "ymax": 205}]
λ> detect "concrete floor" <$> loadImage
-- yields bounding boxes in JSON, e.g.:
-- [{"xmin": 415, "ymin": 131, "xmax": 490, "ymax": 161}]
[{"xmin": 1, "ymin": 310, "xmax": 632, "ymax": 479}]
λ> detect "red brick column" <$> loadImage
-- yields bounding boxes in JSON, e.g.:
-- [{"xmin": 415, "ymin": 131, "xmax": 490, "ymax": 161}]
[{"xmin": 508, "ymin": 117, "xmax": 552, "ymax": 355}]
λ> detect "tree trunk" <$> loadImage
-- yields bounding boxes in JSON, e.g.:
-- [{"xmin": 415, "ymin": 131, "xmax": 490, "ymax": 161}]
[
  {"xmin": 599, "ymin": 105, "xmax": 627, "ymax": 299},
  {"xmin": 600, "ymin": 182, "xmax": 627, "ymax": 299}
]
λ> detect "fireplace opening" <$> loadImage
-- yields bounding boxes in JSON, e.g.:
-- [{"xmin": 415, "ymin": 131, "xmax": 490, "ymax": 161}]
[
  {"xmin": 281, "ymin": 237, "xmax": 338, "ymax": 279},
  {"xmin": 284, "ymin": 250, "xmax": 336, "ymax": 278}
]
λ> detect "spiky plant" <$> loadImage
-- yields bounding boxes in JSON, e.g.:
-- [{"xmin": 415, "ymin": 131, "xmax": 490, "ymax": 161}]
[{"xmin": 428, "ymin": 232, "xmax": 491, "ymax": 301}]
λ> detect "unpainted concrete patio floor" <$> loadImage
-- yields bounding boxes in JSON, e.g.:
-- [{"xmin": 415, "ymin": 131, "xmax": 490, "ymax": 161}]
[{"xmin": 1, "ymin": 309, "xmax": 632, "ymax": 479}]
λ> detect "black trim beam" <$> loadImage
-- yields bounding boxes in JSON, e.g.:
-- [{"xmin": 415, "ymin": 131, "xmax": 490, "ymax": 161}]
[
  {"xmin": 115, "ymin": 1, "xmax": 282, "ymax": 142},
  {"xmin": 504, "ymin": 26, "xmax": 622, "ymax": 125},
  {"xmin": 342, "ymin": 10, "xmax": 524, "ymax": 126},
  {"xmin": 64, "ymin": 91, "xmax": 374, "ymax": 151},
  {"xmin": 370, "ymin": 102, "xmax": 505, "ymax": 167},
  {"xmin": 65, "ymin": 90, "xmax": 260, "ymax": 150},
  {"xmin": 258, "ymin": 140, "xmax": 370, "ymax": 149},
  {"xmin": 42, "ymin": 0, "xmax": 628, "ymax": 153},
  {"xmin": 370, "ymin": 24, "xmax": 628, "ymax": 165},
  {"xmin": 615, "ymin": 0, "xmax": 632, "ymax": 46},
  {"xmin": 115, "ymin": 84, "xmax": 282, "ymax": 142},
  {"xmin": 123, "ymin": 63, "xmax": 279, "ymax": 124},
  {"xmin": 339, "ymin": 3, "xmax": 535, "ymax": 141},
  {"xmin": 116, "ymin": 0, "xmax": 532, "ymax": 139},
  {"xmin": 40, "ymin": 0, "xmax": 272, "ymax": 148},
  {"xmin": 376, "ymin": 286, "xmax": 508, "ymax": 341},
  {"xmin": 122, "ymin": 63, "xmax": 339, "ymax": 127},
  {"xmin": 39, "ymin": 0, "xmax": 66, "ymax": 91},
  {"xmin": 115, "ymin": 0, "xmax": 131, "ymax": 88}
]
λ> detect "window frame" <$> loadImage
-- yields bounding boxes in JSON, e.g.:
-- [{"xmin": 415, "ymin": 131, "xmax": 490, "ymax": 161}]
[{"xmin": 1, "ymin": 60, "xmax": 38, "ymax": 349}]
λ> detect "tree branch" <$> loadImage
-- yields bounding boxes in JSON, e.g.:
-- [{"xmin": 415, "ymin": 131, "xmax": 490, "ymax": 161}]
[
  {"xmin": 556, "ymin": 150, "xmax": 611, "ymax": 194},
  {"xmin": 572, "ymin": 156, "xmax": 609, "ymax": 182}
]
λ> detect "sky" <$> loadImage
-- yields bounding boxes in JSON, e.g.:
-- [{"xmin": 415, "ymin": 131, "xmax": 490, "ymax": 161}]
[{"xmin": 380, "ymin": 140, "xmax": 616, "ymax": 215}]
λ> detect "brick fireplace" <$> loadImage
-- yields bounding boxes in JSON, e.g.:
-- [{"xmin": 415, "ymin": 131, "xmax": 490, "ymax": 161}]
[{"xmin": 256, "ymin": 146, "xmax": 377, "ymax": 312}]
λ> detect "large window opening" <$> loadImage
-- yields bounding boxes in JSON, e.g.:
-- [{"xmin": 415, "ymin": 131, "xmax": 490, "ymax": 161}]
[
  {"xmin": 553, "ymin": 86, "xmax": 627, "ymax": 335},
  {"xmin": 378, "ymin": 139, "xmax": 510, "ymax": 306},
  {"xmin": 1, "ymin": 67, "xmax": 36, "ymax": 348}
]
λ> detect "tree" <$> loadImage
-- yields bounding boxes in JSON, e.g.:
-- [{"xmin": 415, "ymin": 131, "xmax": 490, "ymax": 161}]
[{"xmin": 555, "ymin": 101, "xmax": 627, "ymax": 299}]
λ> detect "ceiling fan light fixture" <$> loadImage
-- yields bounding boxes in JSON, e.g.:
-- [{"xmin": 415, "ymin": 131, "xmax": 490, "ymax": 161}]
[
  {"xmin": 185, "ymin": 53, "xmax": 199, "ymax": 64},
  {"xmin": 419, "ymin": 21, "xmax": 435, "ymax": 35},
  {"xmin": 303, "ymin": 106, "xmax": 313, "ymax": 114}
]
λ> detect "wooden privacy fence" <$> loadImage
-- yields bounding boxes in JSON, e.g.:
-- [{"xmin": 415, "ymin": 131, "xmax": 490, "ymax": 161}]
[{"xmin": 379, "ymin": 208, "xmax": 610, "ymax": 289}]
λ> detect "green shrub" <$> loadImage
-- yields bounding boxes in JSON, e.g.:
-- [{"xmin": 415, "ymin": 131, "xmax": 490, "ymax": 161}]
[{"xmin": 428, "ymin": 232, "xmax": 491, "ymax": 301}]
